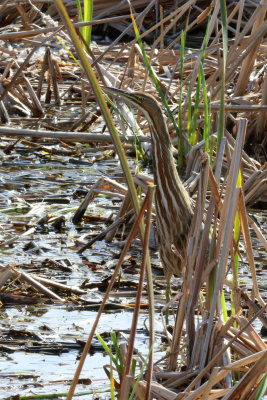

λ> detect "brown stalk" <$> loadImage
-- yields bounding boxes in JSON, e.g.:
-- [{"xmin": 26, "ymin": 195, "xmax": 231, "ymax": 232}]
[
  {"xmin": 198, "ymin": 119, "xmax": 247, "ymax": 375},
  {"xmin": 73, "ymin": 176, "xmax": 127, "ymax": 224},
  {"xmin": 224, "ymin": 130, "xmax": 260, "ymax": 171},
  {"xmin": 168, "ymin": 138, "xmax": 225, "ymax": 371},
  {"xmin": 210, "ymin": 24, "xmax": 267, "ymax": 100},
  {"xmin": 7, "ymin": 87, "xmax": 32, "ymax": 113},
  {"xmin": 47, "ymin": 48, "xmax": 61, "ymax": 105},
  {"xmin": 201, "ymin": 366, "xmax": 218, "ymax": 400},
  {"xmin": 15, "ymin": 3, "xmax": 31, "ymax": 29},
  {"xmin": 167, "ymin": 275, "xmax": 188, "ymax": 371},
  {"xmin": 256, "ymin": 67, "xmax": 267, "ymax": 141},
  {"xmin": 0, "ymin": 27, "xmax": 63, "ymax": 103},
  {"xmin": 10, "ymin": 269, "xmax": 64, "ymax": 302},
  {"xmin": 16, "ymin": 72, "xmax": 43, "ymax": 116},
  {"xmin": 0, "ymin": 265, "xmax": 15, "ymax": 288},
  {"xmin": 241, "ymin": 293, "xmax": 267, "ymax": 332},
  {"xmin": 186, "ymin": 154, "xmax": 210, "ymax": 360},
  {"xmin": 238, "ymin": 317, "xmax": 266, "ymax": 352},
  {"xmin": 222, "ymin": 351, "xmax": 267, "ymax": 400},
  {"xmin": 91, "ymin": 0, "xmax": 156, "ymax": 66},
  {"xmin": 66, "ymin": 191, "xmax": 149, "ymax": 399},
  {"xmin": 238, "ymin": 191, "xmax": 264, "ymax": 306},
  {"xmin": 245, "ymin": 178, "xmax": 267, "ymax": 206},
  {"xmin": 181, "ymin": 310, "xmax": 267, "ymax": 399},
  {"xmin": 182, "ymin": 349, "xmax": 267, "ymax": 400},
  {"xmin": 0, "ymin": 126, "xmax": 150, "ymax": 144},
  {"xmin": 120, "ymin": 185, "xmax": 155, "ymax": 400},
  {"xmin": 78, "ymin": 209, "xmax": 134, "ymax": 254},
  {"xmin": 31, "ymin": 275, "xmax": 86, "ymax": 295},
  {"xmin": 187, "ymin": 0, "xmax": 220, "ymax": 103},
  {"xmin": 234, "ymin": 1, "xmax": 267, "ymax": 97},
  {"xmin": 106, "ymin": 192, "xmax": 132, "ymax": 241}
]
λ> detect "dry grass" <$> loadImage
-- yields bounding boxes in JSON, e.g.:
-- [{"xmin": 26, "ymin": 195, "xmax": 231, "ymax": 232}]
[{"xmin": 0, "ymin": 1, "xmax": 266, "ymax": 399}]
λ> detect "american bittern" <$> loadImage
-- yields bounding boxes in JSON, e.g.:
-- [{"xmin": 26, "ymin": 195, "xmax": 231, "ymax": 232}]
[{"xmin": 104, "ymin": 87, "xmax": 193, "ymax": 283}]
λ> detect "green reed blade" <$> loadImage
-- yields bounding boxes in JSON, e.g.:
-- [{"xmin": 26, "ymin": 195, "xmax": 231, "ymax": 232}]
[
  {"xmin": 209, "ymin": 135, "xmax": 214, "ymax": 165},
  {"xmin": 75, "ymin": 0, "xmax": 83, "ymax": 22},
  {"xmin": 54, "ymin": 2, "xmax": 155, "ymax": 399},
  {"xmin": 191, "ymin": 71, "xmax": 201, "ymax": 145},
  {"xmin": 187, "ymin": 81, "xmax": 192, "ymax": 142},
  {"xmin": 199, "ymin": 63, "xmax": 210, "ymax": 151},
  {"xmin": 221, "ymin": 291, "xmax": 228, "ymax": 322},
  {"xmin": 109, "ymin": 345, "xmax": 116, "ymax": 400},
  {"xmin": 129, "ymin": 344, "xmax": 153, "ymax": 400},
  {"xmin": 255, "ymin": 373, "xmax": 267, "ymax": 400},
  {"xmin": 130, "ymin": 8, "xmax": 181, "ymax": 158},
  {"xmin": 56, "ymin": 35, "xmax": 82, "ymax": 69},
  {"xmin": 190, "ymin": 14, "xmax": 210, "ymax": 146},
  {"xmin": 111, "ymin": 332, "xmax": 124, "ymax": 374},
  {"xmin": 96, "ymin": 333, "xmax": 123, "ymax": 376},
  {"xmin": 82, "ymin": 0, "xmax": 93, "ymax": 48}
]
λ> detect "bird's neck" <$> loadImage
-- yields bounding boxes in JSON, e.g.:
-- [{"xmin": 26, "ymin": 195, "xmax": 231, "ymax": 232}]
[{"xmin": 150, "ymin": 120, "xmax": 193, "ymax": 217}]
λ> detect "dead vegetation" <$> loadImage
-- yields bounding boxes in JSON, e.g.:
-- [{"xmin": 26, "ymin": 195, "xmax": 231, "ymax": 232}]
[{"xmin": 0, "ymin": 1, "xmax": 266, "ymax": 399}]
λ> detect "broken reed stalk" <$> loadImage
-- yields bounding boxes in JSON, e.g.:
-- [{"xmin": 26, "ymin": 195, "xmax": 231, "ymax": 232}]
[{"xmin": 0, "ymin": 127, "xmax": 150, "ymax": 144}]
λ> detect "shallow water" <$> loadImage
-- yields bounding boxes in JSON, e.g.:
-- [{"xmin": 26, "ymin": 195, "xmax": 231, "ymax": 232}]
[
  {"xmin": 0, "ymin": 140, "xmax": 266, "ymax": 399},
  {"xmin": 0, "ymin": 145, "xmax": 167, "ymax": 398},
  {"xmin": 0, "ymin": 305, "xmax": 163, "ymax": 398}
]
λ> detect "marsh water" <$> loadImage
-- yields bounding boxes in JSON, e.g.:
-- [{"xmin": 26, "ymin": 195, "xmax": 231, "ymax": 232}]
[
  {"xmin": 0, "ymin": 140, "xmax": 169, "ymax": 398},
  {"xmin": 0, "ymin": 136, "xmax": 266, "ymax": 399}
]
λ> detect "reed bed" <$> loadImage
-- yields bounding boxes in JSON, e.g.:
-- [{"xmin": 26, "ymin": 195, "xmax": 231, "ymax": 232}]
[{"xmin": 0, "ymin": 1, "xmax": 266, "ymax": 399}]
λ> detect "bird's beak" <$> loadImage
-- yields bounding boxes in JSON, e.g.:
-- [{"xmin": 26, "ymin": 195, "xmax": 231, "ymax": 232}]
[
  {"xmin": 103, "ymin": 86, "xmax": 126, "ymax": 97},
  {"xmin": 103, "ymin": 86, "xmax": 130, "ymax": 100},
  {"xmin": 103, "ymin": 87, "xmax": 143, "ymax": 109}
]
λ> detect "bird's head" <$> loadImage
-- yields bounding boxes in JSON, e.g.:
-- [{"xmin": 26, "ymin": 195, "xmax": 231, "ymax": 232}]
[{"xmin": 103, "ymin": 87, "xmax": 161, "ymax": 123}]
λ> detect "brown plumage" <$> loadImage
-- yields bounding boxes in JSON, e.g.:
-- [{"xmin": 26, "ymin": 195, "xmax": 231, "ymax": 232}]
[{"xmin": 104, "ymin": 87, "xmax": 193, "ymax": 282}]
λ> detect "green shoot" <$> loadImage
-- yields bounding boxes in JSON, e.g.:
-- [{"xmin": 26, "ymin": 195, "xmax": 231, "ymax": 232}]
[
  {"xmin": 82, "ymin": 0, "xmax": 93, "ymax": 48},
  {"xmin": 75, "ymin": 0, "xmax": 83, "ymax": 22},
  {"xmin": 56, "ymin": 35, "xmax": 82, "ymax": 69},
  {"xmin": 129, "ymin": 9, "xmax": 180, "ymax": 154},
  {"xmin": 109, "ymin": 343, "xmax": 116, "ymax": 400},
  {"xmin": 199, "ymin": 63, "xmax": 210, "ymax": 152},
  {"xmin": 255, "ymin": 373, "xmax": 267, "ymax": 400},
  {"xmin": 96, "ymin": 333, "xmax": 124, "ymax": 378},
  {"xmin": 221, "ymin": 291, "xmax": 228, "ymax": 322},
  {"xmin": 187, "ymin": 81, "xmax": 192, "ymax": 143},
  {"xmin": 129, "ymin": 344, "xmax": 153, "ymax": 400},
  {"xmin": 76, "ymin": 0, "xmax": 93, "ymax": 49},
  {"xmin": 191, "ymin": 70, "xmax": 201, "ymax": 145},
  {"xmin": 209, "ymin": 135, "xmax": 214, "ymax": 166},
  {"xmin": 189, "ymin": 12, "xmax": 210, "ymax": 147},
  {"xmin": 110, "ymin": 332, "xmax": 124, "ymax": 373}
]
